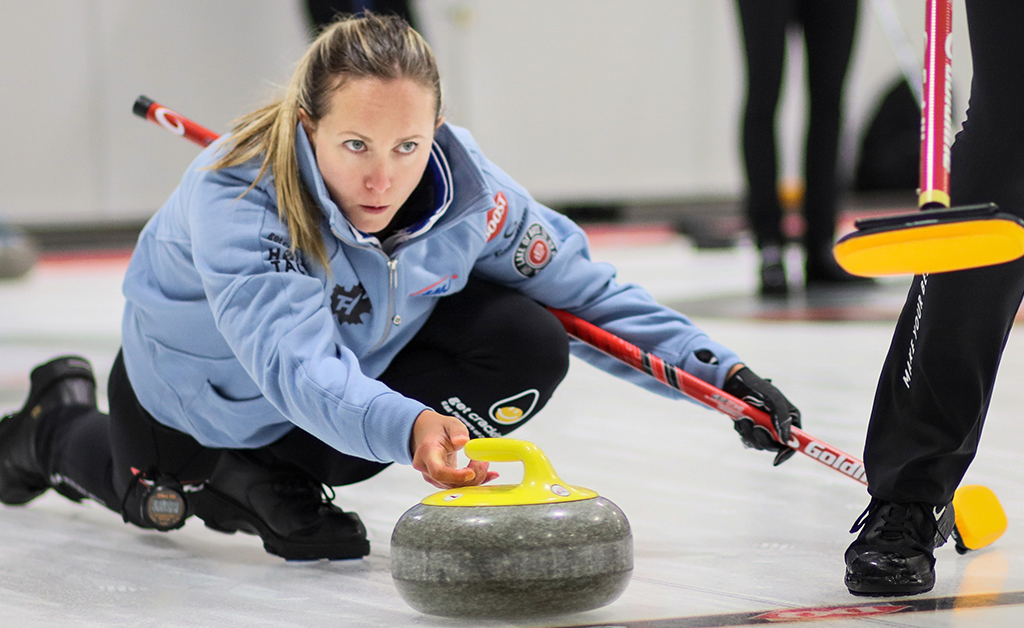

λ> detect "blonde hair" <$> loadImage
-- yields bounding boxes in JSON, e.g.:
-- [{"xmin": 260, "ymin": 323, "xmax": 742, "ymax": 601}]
[{"xmin": 212, "ymin": 13, "xmax": 442, "ymax": 269}]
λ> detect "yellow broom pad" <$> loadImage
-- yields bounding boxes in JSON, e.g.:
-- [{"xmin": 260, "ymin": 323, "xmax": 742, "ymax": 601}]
[
  {"xmin": 953, "ymin": 485, "xmax": 1008, "ymax": 551},
  {"xmin": 835, "ymin": 219, "xmax": 1024, "ymax": 277}
]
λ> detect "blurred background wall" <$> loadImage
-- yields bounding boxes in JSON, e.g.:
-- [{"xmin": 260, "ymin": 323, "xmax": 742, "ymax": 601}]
[{"xmin": 0, "ymin": 0, "xmax": 971, "ymax": 228}]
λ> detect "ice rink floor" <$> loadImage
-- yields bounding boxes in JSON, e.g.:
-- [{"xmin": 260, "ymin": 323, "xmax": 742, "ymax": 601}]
[{"xmin": 3, "ymin": 232, "xmax": 1024, "ymax": 627}]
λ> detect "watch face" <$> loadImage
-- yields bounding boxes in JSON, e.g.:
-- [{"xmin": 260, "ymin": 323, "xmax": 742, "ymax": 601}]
[{"xmin": 145, "ymin": 487, "xmax": 186, "ymax": 530}]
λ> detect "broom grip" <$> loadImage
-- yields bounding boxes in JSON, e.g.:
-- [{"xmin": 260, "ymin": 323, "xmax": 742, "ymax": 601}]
[{"xmin": 133, "ymin": 95, "xmax": 220, "ymax": 148}]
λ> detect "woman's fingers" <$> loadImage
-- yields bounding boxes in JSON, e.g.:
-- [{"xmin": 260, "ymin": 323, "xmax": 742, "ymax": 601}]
[{"xmin": 410, "ymin": 410, "xmax": 502, "ymax": 488}]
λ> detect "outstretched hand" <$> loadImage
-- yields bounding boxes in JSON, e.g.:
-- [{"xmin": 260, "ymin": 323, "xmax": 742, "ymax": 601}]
[{"xmin": 410, "ymin": 410, "xmax": 500, "ymax": 489}]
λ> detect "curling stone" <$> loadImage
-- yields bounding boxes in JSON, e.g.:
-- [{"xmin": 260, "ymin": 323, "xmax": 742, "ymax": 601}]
[{"xmin": 390, "ymin": 438, "xmax": 632, "ymax": 618}]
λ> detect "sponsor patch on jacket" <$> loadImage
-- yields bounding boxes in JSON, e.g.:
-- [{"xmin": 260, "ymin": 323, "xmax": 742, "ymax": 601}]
[
  {"xmin": 331, "ymin": 283, "xmax": 372, "ymax": 325},
  {"xmin": 266, "ymin": 233, "xmax": 308, "ymax": 274},
  {"xmin": 513, "ymin": 223, "xmax": 557, "ymax": 277},
  {"xmin": 488, "ymin": 389, "xmax": 539, "ymax": 425},
  {"xmin": 409, "ymin": 274, "xmax": 458, "ymax": 297},
  {"xmin": 441, "ymin": 396, "xmax": 501, "ymax": 439},
  {"xmin": 484, "ymin": 192, "xmax": 509, "ymax": 242}
]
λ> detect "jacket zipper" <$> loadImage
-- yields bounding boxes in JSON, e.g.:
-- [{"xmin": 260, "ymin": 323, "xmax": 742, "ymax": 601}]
[{"xmin": 370, "ymin": 255, "xmax": 399, "ymax": 351}]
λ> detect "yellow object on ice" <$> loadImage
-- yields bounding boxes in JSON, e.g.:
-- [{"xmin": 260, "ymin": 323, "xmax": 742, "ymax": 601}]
[
  {"xmin": 835, "ymin": 218, "xmax": 1024, "ymax": 276},
  {"xmin": 421, "ymin": 438, "xmax": 598, "ymax": 507},
  {"xmin": 953, "ymin": 484, "xmax": 1008, "ymax": 551}
]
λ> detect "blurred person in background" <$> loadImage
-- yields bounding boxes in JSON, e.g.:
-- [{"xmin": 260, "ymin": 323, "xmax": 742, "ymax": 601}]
[{"xmin": 735, "ymin": 0, "xmax": 871, "ymax": 296}]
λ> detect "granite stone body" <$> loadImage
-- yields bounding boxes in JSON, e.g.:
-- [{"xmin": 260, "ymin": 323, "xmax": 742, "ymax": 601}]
[{"xmin": 390, "ymin": 496, "xmax": 632, "ymax": 618}]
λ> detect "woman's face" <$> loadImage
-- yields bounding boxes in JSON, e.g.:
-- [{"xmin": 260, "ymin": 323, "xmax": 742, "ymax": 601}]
[{"xmin": 302, "ymin": 77, "xmax": 440, "ymax": 235}]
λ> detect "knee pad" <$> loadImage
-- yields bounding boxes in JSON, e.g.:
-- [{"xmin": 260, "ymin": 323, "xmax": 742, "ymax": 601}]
[{"xmin": 120, "ymin": 469, "xmax": 198, "ymax": 531}]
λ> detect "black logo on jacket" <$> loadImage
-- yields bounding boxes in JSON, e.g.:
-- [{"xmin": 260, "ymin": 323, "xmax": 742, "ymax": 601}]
[
  {"xmin": 331, "ymin": 283, "xmax": 372, "ymax": 325},
  {"xmin": 266, "ymin": 233, "xmax": 308, "ymax": 274}
]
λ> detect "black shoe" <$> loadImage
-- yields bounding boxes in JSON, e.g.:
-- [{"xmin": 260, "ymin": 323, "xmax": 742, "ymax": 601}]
[
  {"xmin": 759, "ymin": 245, "xmax": 788, "ymax": 297},
  {"xmin": 844, "ymin": 498, "xmax": 953, "ymax": 596},
  {"xmin": 193, "ymin": 451, "xmax": 370, "ymax": 560},
  {"xmin": 0, "ymin": 356, "xmax": 96, "ymax": 505}
]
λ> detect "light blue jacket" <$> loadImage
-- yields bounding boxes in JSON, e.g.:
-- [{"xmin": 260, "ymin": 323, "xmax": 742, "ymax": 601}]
[{"xmin": 121, "ymin": 123, "xmax": 741, "ymax": 466}]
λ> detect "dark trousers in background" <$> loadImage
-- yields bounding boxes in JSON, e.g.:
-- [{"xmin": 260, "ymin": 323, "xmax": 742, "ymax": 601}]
[
  {"xmin": 35, "ymin": 278, "xmax": 569, "ymax": 519},
  {"xmin": 305, "ymin": 0, "xmax": 415, "ymax": 30},
  {"xmin": 864, "ymin": 0, "xmax": 1024, "ymax": 506},
  {"xmin": 735, "ymin": 0, "xmax": 858, "ymax": 250}
]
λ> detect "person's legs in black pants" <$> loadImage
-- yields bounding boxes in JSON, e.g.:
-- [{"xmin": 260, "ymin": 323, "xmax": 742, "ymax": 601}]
[
  {"xmin": 0, "ymin": 278, "xmax": 569, "ymax": 559},
  {"xmin": 0, "ymin": 352, "xmax": 370, "ymax": 559},
  {"xmin": 862, "ymin": 0, "xmax": 1024, "ymax": 511},
  {"xmin": 736, "ymin": 0, "xmax": 793, "ymax": 295},
  {"xmin": 845, "ymin": 0, "xmax": 1024, "ymax": 596},
  {"xmin": 0, "ymin": 352, "xmax": 199, "ymax": 518},
  {"xmin": 798, "ymin": 0, "xmax": 865, "ymax": 284}
]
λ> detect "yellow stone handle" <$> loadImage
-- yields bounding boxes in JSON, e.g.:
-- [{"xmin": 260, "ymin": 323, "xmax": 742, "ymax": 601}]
[{"xmin": 420, "ymin": 438, "xmax": 599, "ymax": 507}]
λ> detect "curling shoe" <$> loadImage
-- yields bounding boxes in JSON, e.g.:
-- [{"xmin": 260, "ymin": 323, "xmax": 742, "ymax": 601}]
[
  {"xmin": 845, "ymin": 498, "xmax": 953, "ymax": 596},
  {"xmin": 758, "ymin": 245, "xmax": 788, "ymax": 297},
  {"xmin": 0, "ymin": 356, "xmax": 96, "ymax": 505},
  {"xmin": 193, "ymin": 451, "xmax": 370, "ymax": 561}
]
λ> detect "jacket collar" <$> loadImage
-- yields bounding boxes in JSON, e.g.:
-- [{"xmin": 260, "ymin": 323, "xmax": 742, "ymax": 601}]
[{"xmin": 295, "ymin": 122, "xmax": 464, "ymax": 250}]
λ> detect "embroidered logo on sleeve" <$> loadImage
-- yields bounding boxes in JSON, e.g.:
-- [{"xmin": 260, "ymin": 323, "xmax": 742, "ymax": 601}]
[
  {"xmin": 266, "ymin": 233, "xmax": 308, "ymax": 274},
  {"xmin": 513, "ymin": 223, "xmax": 557, "ymax": 277},
  {"xmin": 331, "ymin": 283, "xmax": 372, "ymax": 325},
  {"xmin": 484, "ymin": 192, "xmax": 509, "ymax": 242}
]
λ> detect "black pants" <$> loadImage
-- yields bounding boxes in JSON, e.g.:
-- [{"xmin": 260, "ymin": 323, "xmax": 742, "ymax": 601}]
[
  {"xmin": 37, "ymin": 278, "xmax": 570, "ymax": 519},
  {"xmin": 864, "ymin": 0, "xmax": 1024, "ymax": 506},
  {"xmin": 735, "ymin": 0, "xmax": 858, "ymax": 250},
  {"xmin": 305, "ymin": 0, "xmax": 415, "ymax": 30}
]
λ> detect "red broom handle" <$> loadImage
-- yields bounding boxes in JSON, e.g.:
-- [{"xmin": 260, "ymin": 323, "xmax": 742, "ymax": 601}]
[
  {"xmin": 919, "ymin": 0, "xmax": 953, "ymax": 208},
  {"xmin": 549, "ymin": 308, "xmax": 869, "ymax": 486}
]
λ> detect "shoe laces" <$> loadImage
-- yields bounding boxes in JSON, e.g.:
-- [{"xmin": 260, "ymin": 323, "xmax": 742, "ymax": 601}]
[
  {"xmin": 272, "ymin": 475, "xmax": 335, "ymax": 507},
  {"xmin": 877, "ymin": 503, "xmax": 916, "ymax": 542},
  {"xmin": 851, "ymin": 499, "xmax": 932, "ymax": 546}
]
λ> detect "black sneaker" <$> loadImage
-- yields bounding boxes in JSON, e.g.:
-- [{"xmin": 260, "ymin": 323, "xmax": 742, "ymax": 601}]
[
  {"xmin": 759, "ymin": 245, "xmax": 789, "ymax": 297},
  {"xmin": 192, "ymin": 451, "xmax": 370, "ymax": 561},
  {"xmin": 844, "ymin": 498, "xmax": 953, "ymax": 596},
  {"xmin": 0, "ymin": 356, "xmax": 96, "ymax": 505}
]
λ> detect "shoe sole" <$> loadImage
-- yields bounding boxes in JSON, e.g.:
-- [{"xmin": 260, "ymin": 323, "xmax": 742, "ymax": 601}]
[
  {"xmin": 845, "ymin": 575, "xmax": 935, "ymax": 597},
  {"xmin": 194, "ymin": 486, "xmax": 370, "ymax": 561}
]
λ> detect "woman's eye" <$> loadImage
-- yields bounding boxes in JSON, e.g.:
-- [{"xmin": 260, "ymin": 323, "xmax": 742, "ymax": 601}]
[
  {"xmin": 344, "ymin": 139, "xmax": 366, "ymax": 152},
  {"xmin": 397, "ymin": 141, "xmax": 417, "ymax": 154}
]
